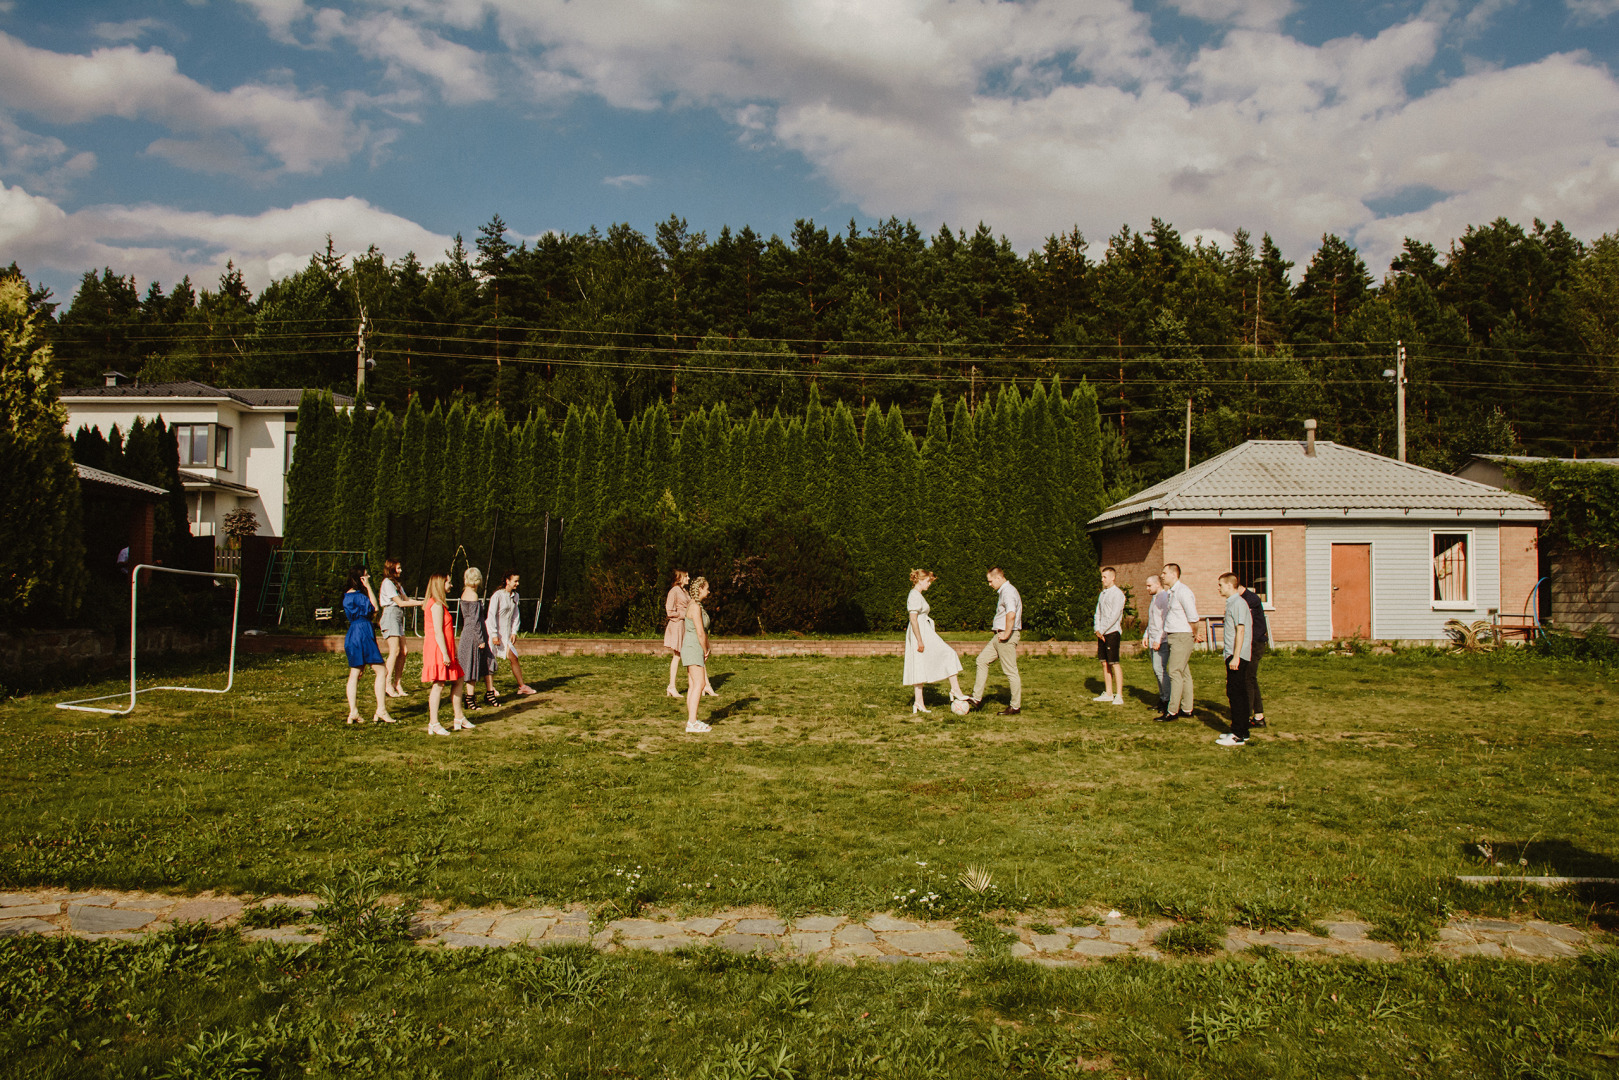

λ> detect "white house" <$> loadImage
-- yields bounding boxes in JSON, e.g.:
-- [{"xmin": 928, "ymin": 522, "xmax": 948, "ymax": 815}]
[{"xmin": 60, "ymin": 377, "xmax": 353, "ymax": 538}]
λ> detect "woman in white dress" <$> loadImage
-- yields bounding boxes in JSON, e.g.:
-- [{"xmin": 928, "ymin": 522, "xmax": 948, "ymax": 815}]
[{"xmin": 904, "ymin": 569, "xmax": 968, "ymax": 714}]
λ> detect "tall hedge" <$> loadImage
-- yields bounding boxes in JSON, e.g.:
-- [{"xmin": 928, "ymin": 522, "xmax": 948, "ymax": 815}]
[
  {"xmin": 0, "ymin": 276, "xmax": 85, "ymax": 623},
  {"xmin": 285, "ymin": 378, "xmax": 1106, "ymax": 632}
]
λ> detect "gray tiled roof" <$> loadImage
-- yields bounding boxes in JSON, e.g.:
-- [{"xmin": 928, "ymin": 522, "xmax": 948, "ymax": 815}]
[
  {"xmin": 74, "ymin": 463, "xmax": 167, "ymax": 497},
  {"xmin": 1089, "ymin": 440, "xmax": 1548, "ymax": 530},
  {"xmin": 62, "ymin": 382, "xmax": 354, "ymax": 408},
  {"xmin": 178, "ymin": 469, "xmax": 259, "ymax": 495}
]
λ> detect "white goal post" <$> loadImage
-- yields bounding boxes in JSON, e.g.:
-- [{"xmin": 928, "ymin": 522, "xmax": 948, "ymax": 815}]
[{"xmin": 56, "ymin": 564, "xmax": 241, "ymax": 716}]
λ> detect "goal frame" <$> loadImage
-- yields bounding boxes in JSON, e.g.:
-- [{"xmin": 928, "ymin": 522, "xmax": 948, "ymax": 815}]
[{"xmin": 56, "ymin": 564, "xmax": 241, "ymax": 716}]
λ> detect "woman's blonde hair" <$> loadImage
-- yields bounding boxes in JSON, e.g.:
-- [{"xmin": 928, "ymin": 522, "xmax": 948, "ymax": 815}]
[
  {"xmin": 689, "ymin": 576, "xmax": 709, "ymax": 599},
  {"xmin": 464, "ymin": 566, "xmax": 483, "ymax": 590},
  {"xmin": 424, "ymin": 573, "xmax": 448, "ymax": 605},
  {"xmin": 909, "ymin": 568, "xmax": 936, "ymax": 586}
]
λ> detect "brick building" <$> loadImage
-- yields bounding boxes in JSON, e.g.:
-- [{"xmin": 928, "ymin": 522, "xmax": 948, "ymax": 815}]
[{"xmin": 1087, "ymin": 431, "xmax": 1548, "ymax": 644}]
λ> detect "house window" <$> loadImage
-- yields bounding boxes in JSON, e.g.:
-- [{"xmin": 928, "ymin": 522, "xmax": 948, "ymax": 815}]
[
  {"xmin": 1432, "ymin": 531, "xmax": 1474, "ymax": 608},
  {"xmin": 1231, "ymin": 531, "xmax": 1272, "ymax": 605},
  {"xmin": 175, "ymin": 424, "xmax": 210, "ymax": 467},
  {"xmin": 214, "ymin": 425, "xmax": 231, "ymax": 470}
]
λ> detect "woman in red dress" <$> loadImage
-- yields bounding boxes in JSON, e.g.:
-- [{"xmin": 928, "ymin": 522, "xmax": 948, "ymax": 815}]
[{"xmin": 420, "ymin": 573, "xmax": 469, "ymax": 735}]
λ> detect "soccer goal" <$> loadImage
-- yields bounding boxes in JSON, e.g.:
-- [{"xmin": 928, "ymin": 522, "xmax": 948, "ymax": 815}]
[{"xmin": 56, "ymin": 564, "xmax": 242, "ymax": 716}]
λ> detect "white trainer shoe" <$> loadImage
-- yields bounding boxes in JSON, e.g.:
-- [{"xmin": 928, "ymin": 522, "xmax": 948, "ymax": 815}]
[
  {"xmin": 1215, "ymin": 733, "xmax": 1248, "ymax": 747},
  {"xmin": 1112, "ymin": 695, "xmax": 1124, "ymax": 705},
  {"xmin": 1091, "ymin": 693, "xmax": 1113, "ymax": 702}
]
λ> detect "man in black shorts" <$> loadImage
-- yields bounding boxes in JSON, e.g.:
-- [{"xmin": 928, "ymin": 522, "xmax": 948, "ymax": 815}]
[
  {"xmin": 1092, "ymin": 566, "xmax": 1126, "ymax": 705},
  {"xmin": 1236, "ymin": 578, "xmax": 1269, "ymax": 727}
]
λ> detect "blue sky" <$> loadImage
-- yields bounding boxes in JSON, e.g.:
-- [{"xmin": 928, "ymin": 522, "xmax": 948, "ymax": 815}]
[{"xmin": 2, "ymin": 0, "xmax": 1616, "ymax": 303}]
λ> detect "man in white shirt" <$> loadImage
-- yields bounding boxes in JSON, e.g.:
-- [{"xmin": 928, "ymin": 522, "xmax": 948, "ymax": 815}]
[
  {"xmin": 1092, "ymin": 566, "xmax": 1126, "ymax": 705},
  {"xmin": 1158, "ymin": 562, "xmax": 1203, "ymax": 721},
  {"xmin": 969, "ymin": 566, "xmax": 1023, "ymax": 715},
  {"xmin": 1142, "ymin": 574, "xmax": 1171, "ymax": 716}
]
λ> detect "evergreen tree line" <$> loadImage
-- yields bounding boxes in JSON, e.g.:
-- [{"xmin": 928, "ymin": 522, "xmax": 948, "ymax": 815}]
[
  {"xmin": 71, "ymin": 421, "xmax": 192, "ymax": 570},
  {"xmin": 284, "ymin": 377, "xmax": 1105, "ymax": 635},
  {"xmin": 26, "ymin": 211, "xmax": 1619, "ymax": 489}
]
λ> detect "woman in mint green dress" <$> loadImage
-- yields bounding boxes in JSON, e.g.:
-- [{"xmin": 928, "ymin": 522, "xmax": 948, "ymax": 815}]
[{"xmin": 680, "ymin": 577, "xmax": 712, "ymax": 733}]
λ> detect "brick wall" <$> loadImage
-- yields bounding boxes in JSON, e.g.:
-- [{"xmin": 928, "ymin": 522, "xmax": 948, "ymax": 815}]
[
  {"xmin": 1497, "ymin": 525, "xmax": 1540, "ymax": 618},
  {"xmin": 1097, "ymin": 520, "xmax": 1308, "ymax": 640},
  {"xmin": 1096, "ymin": 526, "xmax": 1164, "ymax": 627}
]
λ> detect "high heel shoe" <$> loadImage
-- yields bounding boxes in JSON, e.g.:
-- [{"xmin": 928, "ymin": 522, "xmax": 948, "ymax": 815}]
[
  {"xmin": 452, "ymin": 715, "xmax": 476, "ymax": 731},
  {"xmin": 345, "ymin": 714, "xmax": 362, "ymax": 725},
  {"xmin": 373, "ymin": 712, "xmax": 396, "ymax": 724},
  {"xmin": 427, "ymin": 720, "xmax": 451, "ymax": 736},
  {"xmin": 912, "ymin": 703, "xmax": 932, "ymax": 715},
  {"xmin": 702, "ymin": 683, "xmax": 718, "ymax": 698},
  {"xmin": 665, "ymin": 687, "xmax": 681, "ymax": 699}
]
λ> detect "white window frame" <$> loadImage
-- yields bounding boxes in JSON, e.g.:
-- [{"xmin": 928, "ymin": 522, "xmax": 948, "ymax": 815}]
[
  {"xmin": 1230, "ymin": 529, "xmax": 1275, "ymax": 610},
  {"xmin": 1430, "ymin": 528, "xmax": 1476, "ymax": 611}
]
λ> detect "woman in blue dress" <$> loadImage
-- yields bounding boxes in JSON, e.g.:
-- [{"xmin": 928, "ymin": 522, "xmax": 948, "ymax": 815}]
[{"xmin": 342, "ymin": 566, "xmax": 392, "ymax": 724}]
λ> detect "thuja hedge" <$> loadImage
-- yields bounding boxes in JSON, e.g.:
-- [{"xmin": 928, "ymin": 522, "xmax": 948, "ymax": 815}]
[{"xmin": 285, "ymin": 377, "xmax": 1106, "ymax": 633}]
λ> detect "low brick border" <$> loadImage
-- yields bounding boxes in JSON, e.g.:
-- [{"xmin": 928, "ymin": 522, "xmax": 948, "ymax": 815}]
[{"xmin": 239, "ymin": 634, "xmax": 1142, "ymax": 659}]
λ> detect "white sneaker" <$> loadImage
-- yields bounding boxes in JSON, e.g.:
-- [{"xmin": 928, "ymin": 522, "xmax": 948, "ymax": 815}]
[
  {"xmin": 1112, "ymin": 695, "xmax": 1124, "ymax": 705},
  {"xmin": 685, "ymin": 720, "xmax": 711, "ymax": 733},
  {"xmin": 1091, "ymin": 693, "xmax": 1113, "ymax": 702},
  {"xmin": 1215, "ymin": 733, "xmax": 1248, "ymax": 747}
]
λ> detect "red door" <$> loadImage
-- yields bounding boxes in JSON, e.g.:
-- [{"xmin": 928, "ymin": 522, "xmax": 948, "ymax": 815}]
[{"xmin": 1331, "ymin": 544, "xmax": 1372, "ymax": 639}]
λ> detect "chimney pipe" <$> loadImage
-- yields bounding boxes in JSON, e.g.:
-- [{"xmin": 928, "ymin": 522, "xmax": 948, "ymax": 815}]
[{"xmin": 1304, "ymin": 419, "xmax": 1317, "ymax": 457}]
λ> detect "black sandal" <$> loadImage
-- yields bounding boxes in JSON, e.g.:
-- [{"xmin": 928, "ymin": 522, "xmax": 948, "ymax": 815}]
[{"xmin": 485, "ymin": 690, "xmax": 500, "ymax": 707}]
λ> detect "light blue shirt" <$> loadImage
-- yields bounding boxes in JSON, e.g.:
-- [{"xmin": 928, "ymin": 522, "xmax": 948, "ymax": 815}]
[
  {"xmin": 995, "ymin": 580, "xmax": 1023, "ymax": 632},
  {"xmin": 1223, "ymin": 592, "xmax": 1253, "ymax": 662}
]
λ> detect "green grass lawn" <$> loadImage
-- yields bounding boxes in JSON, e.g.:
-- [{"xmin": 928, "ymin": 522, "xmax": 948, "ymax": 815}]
[
  {"xmin": 4, "ymin": 648, "xmax": 1614, "ymax": 931},
  {"xmin": 3, "ymin": 648, "xmax": 1618, "ymax": 1078}
]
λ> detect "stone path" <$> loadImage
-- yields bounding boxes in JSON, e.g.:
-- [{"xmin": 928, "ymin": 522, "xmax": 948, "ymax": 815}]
[{"xmin": 0, "ymin": 890, "xmax": 1601, "ymax": 964}]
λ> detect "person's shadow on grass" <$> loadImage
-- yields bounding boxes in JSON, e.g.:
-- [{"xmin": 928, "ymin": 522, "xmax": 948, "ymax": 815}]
[
  {"xmin": 707, "ymin": 671, "xmax": 735, "ymax": 692},
  {"xmin": 706, "ymin": 696, "xmax": 759, "ymax": 723}
]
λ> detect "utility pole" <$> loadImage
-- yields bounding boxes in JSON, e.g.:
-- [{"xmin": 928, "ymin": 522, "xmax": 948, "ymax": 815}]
[
  {"xmin": 1396, "ymin": 340, "xmax": 1407, "ymax": 462},
  {"xmin": 1383, "ymin": 341, "xmax": 1408, "ymax": 462},
  {"xmin": 1184, "ymin": 396, "xmax": 1192, "ymax": 472},
  {"xmin": 355, "ymin": 303, "xmax": 368, "ymax": 393}
]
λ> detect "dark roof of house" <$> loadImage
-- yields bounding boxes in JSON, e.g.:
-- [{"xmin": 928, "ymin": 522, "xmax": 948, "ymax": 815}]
[
  {"xmin": 75, "ymin": 463, "xmax": 167, "ymax": 498},
  {"xmin": 61, "ymin": 381, "xmax": 354, "ymax": 408},
  {"xmin": 178, "ymin": 469, "xmax": 259, "ymax": 496},
  {"xmin": 1089, "ymin": 440, "xmax": 1548, "ymax": 530}
]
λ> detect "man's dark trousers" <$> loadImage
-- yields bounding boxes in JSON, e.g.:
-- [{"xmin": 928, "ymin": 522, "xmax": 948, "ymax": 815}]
[
  {"xmin": 1225, "ymin": 659, "xmax": 1253, "ymax": 740},
  {"xmin": 1244, "ymin": 639, "xmax": 1266, "ymax": 715}
]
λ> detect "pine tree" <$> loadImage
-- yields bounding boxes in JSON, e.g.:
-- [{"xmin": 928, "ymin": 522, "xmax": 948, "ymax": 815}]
[
  {"xmin": 421, "ymin": 402, "xmax": 447, "ymax": 522},
  {"xmin": 0, "ymin": 275, "xmax": 85, "ymax": 621},
  {"xmin": 367, "ymin": 405, "xmax": 399, "ymax": 567},
  {"xmin": 397, "ymin": 395, "xmax": 427, "ymax": 510},
  {"xmin": 284, "ymin": 391, "xmax": 326, "ymax": 550},
  {"xmin": 442, "ymin": 399, "xmax": 469, "ymax": 523},
  {"xmin": 643, "ymin": 399, "xmax": 675, "ymax": 504}
]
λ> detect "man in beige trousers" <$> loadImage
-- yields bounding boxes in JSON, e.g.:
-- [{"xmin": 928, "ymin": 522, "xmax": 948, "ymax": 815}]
[
  {"xmin": 1157, "ymin": 562, "xmax": 1203, "ymax": 721},
  {"xmin": 968, "ymin": 566, "xmax": 1023, "ymax": 716}
]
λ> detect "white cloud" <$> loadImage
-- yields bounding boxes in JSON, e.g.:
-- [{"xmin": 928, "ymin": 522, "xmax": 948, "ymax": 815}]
[
  {"xmin": 1164, "ymin": 0, "xmax": 1295, "ymax": 31},
  {"xmin": 91, "ymin": 18, "xmax": 171, "ymax": 43},
  {"xmin": 311, "ymin": 9, "xmax": 496, "ymax": 104},
  {"xmin": 0, "ymin": 32, "xmax": 369, "ymax": 175},
  {"xmin": 1567, "ymin": 0, "xmax": 1619, "ymax": 20},
  {"xmin": 0, "ymin": 116, "xmax": 96, "ymax": 197},
  {"xmin": 0, "ymin": 186, "xmax": 453, "ymax": 292},
  {"xmin": 446, "ymin": 0, "xmax": 1619, "ymax": 275},
  {"xmin": 603, "ymin": 174, "xmax": 651, "ymax": 188}
]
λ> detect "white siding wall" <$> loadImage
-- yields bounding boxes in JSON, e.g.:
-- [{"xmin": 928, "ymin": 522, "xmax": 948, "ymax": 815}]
[
  {"xmin": 1304, "ymin": 522, "xmax": 1501, "ymax": 641},
  {"xmin": 239, "ymin": 412, "xmax": 286, "ymax": 536}
]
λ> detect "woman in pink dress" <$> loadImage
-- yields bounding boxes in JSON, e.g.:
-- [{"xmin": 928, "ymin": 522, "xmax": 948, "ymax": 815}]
[
  {"xmin": 664, "ymin": 570, "xmax": 717, "ymax": 700},
  {"xmin": 419, "ymin": 573, "xmax": 470, "ymax": 735}
]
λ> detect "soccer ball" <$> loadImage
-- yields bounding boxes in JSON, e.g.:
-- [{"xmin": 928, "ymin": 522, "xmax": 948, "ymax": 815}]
[{"xmin": 950, "ymin": 697, "xmax": 971, "ymax": 716}]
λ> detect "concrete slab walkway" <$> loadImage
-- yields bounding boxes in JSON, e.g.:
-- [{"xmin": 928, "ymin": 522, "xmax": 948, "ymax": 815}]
[{"xmin": 0, "ymin": 889, "xmax": 1602, "ymax": 964}]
